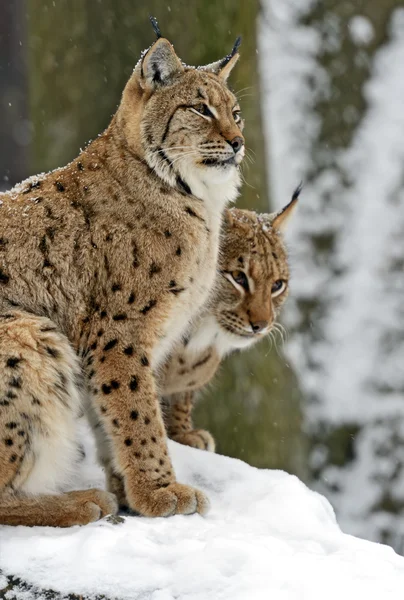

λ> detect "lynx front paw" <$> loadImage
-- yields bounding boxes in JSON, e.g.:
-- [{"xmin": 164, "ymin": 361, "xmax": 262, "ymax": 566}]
[
  {"xmin": 172, "ymin": 429, "xmax": 215, "ymax": 452},
  {"xmin": 127, "ymin": 482, "xmax": 210, "ymax": 517},
  {"xmin": 68, "ymin": 489, "xmax": 118, "ymax": 524}
]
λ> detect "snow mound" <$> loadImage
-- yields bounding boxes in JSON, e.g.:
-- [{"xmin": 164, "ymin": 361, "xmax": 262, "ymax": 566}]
[{"xmin": 1, "ymin": 441, "xmax": 404, "ymax": 599}]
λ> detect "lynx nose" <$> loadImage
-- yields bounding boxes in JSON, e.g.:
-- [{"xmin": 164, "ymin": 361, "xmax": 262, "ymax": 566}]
[
  {"xmin": 250, "ymin": 320, "xmax": 268, "ymax": 334},
  {"xmin": 228, "ymin": 136, "xmax": 244, "ymax": 153}
]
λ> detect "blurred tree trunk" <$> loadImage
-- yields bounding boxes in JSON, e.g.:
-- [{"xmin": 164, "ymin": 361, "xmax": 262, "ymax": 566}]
[
  {"xmin": 0, "ymin": 0, "xmax": 28, "ymax": 187},
  {"xmin": 26, "ymin": 0, "xmax": 306, "ymax": 478},
  {"xmin": 263, "ymin": 0, "xmax": 404, "ymax": 551}
]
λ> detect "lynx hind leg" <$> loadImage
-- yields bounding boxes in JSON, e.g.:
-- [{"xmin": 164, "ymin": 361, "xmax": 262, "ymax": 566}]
[
  {"xmin": 166, "ymin": 392, "xmax": 215, "ymax": 452},
  {"xmin": 0, "ymin": 310, "xmax": 117, "ymax": 526}
]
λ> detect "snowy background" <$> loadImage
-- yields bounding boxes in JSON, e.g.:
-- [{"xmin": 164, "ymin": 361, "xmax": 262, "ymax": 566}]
[{"xmin": 260, "ymin": 0, "xmax": 404, "ymax": 552}]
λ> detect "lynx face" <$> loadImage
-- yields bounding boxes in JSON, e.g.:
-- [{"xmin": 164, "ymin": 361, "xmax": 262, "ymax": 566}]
[
  {"xmin": 211, "ymin": 208, "xmax": 291, "ymax": 350},
  {"xmin": 118, "ymin": 38, "xmax": 244, "ymax": 205}
]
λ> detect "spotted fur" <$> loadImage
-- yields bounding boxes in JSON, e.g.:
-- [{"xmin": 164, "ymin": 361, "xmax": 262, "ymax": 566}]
[
  {"xmin": 0, "ymin": 33, "xmax": 244, "ymax": 526},
  {"xmin": 160, "ymin": 198, "xmax": 298, "ymax": 452}
]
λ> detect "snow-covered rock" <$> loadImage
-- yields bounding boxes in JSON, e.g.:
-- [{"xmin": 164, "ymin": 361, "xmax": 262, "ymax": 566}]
[{"xmin": 1, "ymin": 437, "xmax": 404, "ymax": 599}]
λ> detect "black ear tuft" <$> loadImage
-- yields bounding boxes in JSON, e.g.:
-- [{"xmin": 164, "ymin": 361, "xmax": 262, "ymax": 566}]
[
  {"xmin": 292, "ymin": 181, "xmax": 303, "ymax": 202},
  {"xmin": 149, "ymin": 16, "xmax": 162, "ymax": 39},
  {"xmin": 220, "ymin": 36, "xmax": 242, "ymax": 69}
]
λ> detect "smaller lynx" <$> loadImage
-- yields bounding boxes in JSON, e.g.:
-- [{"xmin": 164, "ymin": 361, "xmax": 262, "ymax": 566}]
[{"xmin": 160, "ymin": 188, "xmax": 300, "ymax": 452}]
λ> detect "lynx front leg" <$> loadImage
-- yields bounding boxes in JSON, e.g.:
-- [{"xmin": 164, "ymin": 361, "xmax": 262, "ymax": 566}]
[
  {"xmin": 88, "ymin": 329, "xmax": 209, "ymax": 517},
  {"xmin": 165, "ymin": 392, "xmax": 215, "ymax": 452}
]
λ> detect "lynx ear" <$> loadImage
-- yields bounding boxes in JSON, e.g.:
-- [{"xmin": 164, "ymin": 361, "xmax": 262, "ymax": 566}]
[
  {"xmin": 141, "ymin": 37, "xmax": 184, "ymax": 89},
  {"xmin": 200, "ymin": 36, "xmax": 241, "ymax": 82},
  {"xmin": 269, "ymin": 183, "xmax": 302, "ymax": 232}
]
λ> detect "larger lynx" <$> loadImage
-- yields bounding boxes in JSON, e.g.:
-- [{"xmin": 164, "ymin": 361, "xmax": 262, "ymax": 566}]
[{"xmin": 0, "ymin": 29, "xmax": 244, "ymax": 526}]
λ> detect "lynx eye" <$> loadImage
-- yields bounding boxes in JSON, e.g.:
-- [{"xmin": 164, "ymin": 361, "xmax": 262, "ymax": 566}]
[
  {"xmin": 233, "ymin": 110, "xmax": 241, "ymax": 124},
  {"xmin": 193, "ymin": 104, "xmax": 214, "ymax": 119},
  {"xmin": 231, "ymin": 270, "xmax": 249, "ymax": 292},
  {"xmin": 271, "ymin": 279, "xmax": 286, "ymax": 297}
]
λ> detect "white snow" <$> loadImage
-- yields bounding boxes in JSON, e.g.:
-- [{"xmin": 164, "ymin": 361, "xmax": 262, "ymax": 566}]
[
  {"xmin": 1, "ymin": 431, "xmax": 404, "ymax": 599},
  {"xmin": 349, "ymin": 16, "xmax": 375, "ymax": 46}
]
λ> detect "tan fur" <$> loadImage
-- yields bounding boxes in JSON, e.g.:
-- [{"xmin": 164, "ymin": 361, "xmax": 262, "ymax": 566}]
[
  {"xmin": 0, "ymin": 34, "xmax": 244, "ymax": 526},
  {"xmin": 159, "ymin": 203, "xmax": 296, "ymax": 452}
]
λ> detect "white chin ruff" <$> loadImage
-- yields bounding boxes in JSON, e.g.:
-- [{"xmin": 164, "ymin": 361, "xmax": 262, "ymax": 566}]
[{"xmin": 177, "ymin": 158, "xmax": 241, "ymax": 206}]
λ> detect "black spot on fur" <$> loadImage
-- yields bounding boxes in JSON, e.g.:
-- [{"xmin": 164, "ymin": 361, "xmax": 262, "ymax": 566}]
[
  {"xmin": 55, "ymin": 181, "xmax": 65, "ymax": 192},
  {"xmin": 46, "ymin": 346, "xmax": 60, "ymax": 359},
  {"xmin": 130, "ymin": 410, "xmax": 139, "ymax": 420},
  {"xmin": 100, "ymin": 406, "xmax": 107, "ymax": 413},
  {"xmin": 9, "ymin": 377, "xmax": 22, "ymax": 389},
  {"xmin": 170, "ymin": 287, "xmax": 185, "ymax": 295},
  {"xmin": 6, "ymin": 422, "xmax": 17, "ymax": 429},
  {"xmin": 6, "ymin": 390, "xmax": 17, "ymax": 399},
  {"xmin": 6, "ymin": 357, "xmax": 21, "ymax": 368},
  {"xmin": 90, "ymin": 341, "xmax": 97, "ymax": 351},
  {"xmin": 124, "ymin": 438, "xmax": 133, "ymax": 446},
  {"xmin": 192, "ymin": 353, "xmax": 212, "ymax": 369},
  {"xmin": 113, "ymin": 313, "xmax": 127, "ymax": 321},
  {"xmin": 110, "ymin": 380, "xmax": 120, "ymax": 390},
  {"xmin": 0, "ymin": 238, "xmax": 8, "ymax": 250},
  {"xmin": 0, "ymin": 400, "xmax": 9, "ymax": 406},
  {"xmin": 164, "ymin": 230, "xmax": 172, "ymax": 238},
  {"xmin": 10, "ymin": 454, "xmax": 17, "ymax": 463},
  {"xmin": 39, "ymin": 236, "xmax": 48, "ymax": 255},
  {"xmin": 100, "ymin": 311, "xmax": 107, "ymax": 319},
  {"xmin": 140, "ymin": 355, "xmax": 149, "ymax": 367},
  {"xmin": 129, "ymin": 376, "xmax": 139, "ymax": 391},
  {"xmin": 185, "ymin": 206, "xmax": 204, "ymax": 221},
  {"xmin": 141, "ymin": 439, "xmax": 147, "ymax": 446},
  {"xmin": 144, "ymin": 417, "xmax": 150, "ymax": 425},
  {"xmin": 0, "ymin": 269, "xmax": 10, "ymax": 284},
  {"xmin": 23, "ymin": 180, "xmax": 41, "ymax": 194},
  {"xmin": 176, "ymin": 246, "xmax": 182, "ymax": 256},
  {"xmin": 5, "ymin": 439, "xmax": 13, "ymax": 446},
  {"xmin": 45, "ymin": 205, "xmax": 54, "ymax": 219},
  {"xmin": 112, "ymin": 419, "xmax": 119, "ymax": 427},
  {"xmin": 97, "ymin": 329, "xmax": 104, "ymax": 337},
  {"xmin": 77, "ymin": 161, "xmax": 84, "ymax": 171},
  {"xmin": 128, "ymin": 292, "xmax": 136, "ymax": 304},
  {"xmin": 151, "ymin": 436, "xmax": 157, "ymax": 443},
  {"xmin": 111, "ymin": 283, "xmax": 121, "ymax": 293},
  {"xmin": 45, "ymin": 227, "xmax": 55, "ymax": 241},
  {"xmin": 140, "ymin": 300, "xmax": 157, "ymax": 315},
  {"xmin": 149, "ymin": 262, "xmax": 161, "ymax": 277},
  {"xmin": 104, "ymin": 339, "xmax": 118, "ymax": 351},
  {"xmin": 177, "ymin": 177, "xmax": 192, "ymax": 196},
  {"xmin": 124, "ymin": 346, "xmax": 134, "ymax": 356},
  {"xmin": 102, "ymin": 384, "xmax": 112, "ymax": 395}
]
